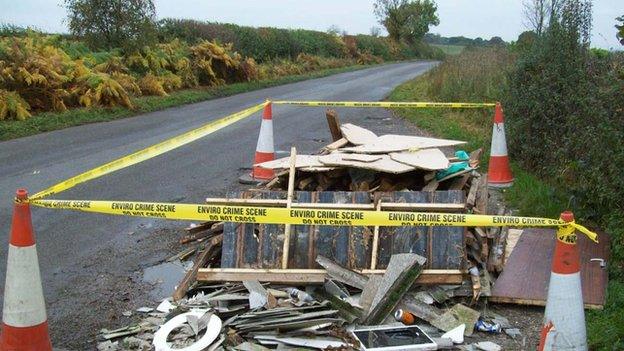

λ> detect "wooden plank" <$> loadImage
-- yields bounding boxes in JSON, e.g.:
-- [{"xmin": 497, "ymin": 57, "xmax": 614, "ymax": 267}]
[
  {"xmin": 370, "ymin": 200, "xmax": 382, "ymax": 270},
  {"xmin": 466, "ymin": 177, "xmax": 480, "ymax": 207},
  {"xmin": 316, "ymin": 255, "xmax": 369, "ymax": 289},
  {"xmin": 490, "ymin": 228, "xmax": 609, "ymax": 309},
  {"xmin": 325, "ymin": 109, "xmax": 342, "ymax": 142},
  {"xmin": 322, "ymin": 138, "xmax": 348, "ymax": 153},
  {"xmin": 474, "ymin": 174, "xmax": 488, "ymax": 214},
  {"xmin": 447, "ymin": 173, "xmax": 471, "ymax": 190},
  {"xmin": 173, "ymin": 234, "xmax": 223, "ymax": 301},
  {"xmin": 380, "ymin": 202, "xmax": 465, "ymax": 212},
  {"xmin": 197, "ymin": 268, "xmax": 463, "ymax": 285},
  {"xmin": 281, "ymin": 147, "xmax": 297, "ymax": 269}
]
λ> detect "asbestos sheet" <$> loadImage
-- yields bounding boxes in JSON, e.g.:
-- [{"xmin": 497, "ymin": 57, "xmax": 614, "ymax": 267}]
[
  {"xmin": 389, "ymin": 148, "xmax": 450, "ymax": 170},
  {"xmin": 341, "ymin": 134, "xmax": 466, "ymax": 154},
  {"xmin": 340, "ymin": 123, "xmax": 378, "ymax": 145},
  {"xmin": 254, "ymin": 155, "xmax": 325, "ymax": 169},
  {"xmin": 318, "ymin": 153, "xmax": 414, "ymax": 174}
]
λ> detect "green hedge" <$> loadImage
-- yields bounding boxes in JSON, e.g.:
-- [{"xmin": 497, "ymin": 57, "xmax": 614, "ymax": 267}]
[{"xmin": 157, "ymin": 18, "xmax": 438, "ymax": 62}]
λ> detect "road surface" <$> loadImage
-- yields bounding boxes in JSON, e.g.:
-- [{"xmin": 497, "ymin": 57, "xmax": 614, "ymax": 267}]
[{"xmin": 0, "ymin": 60, "xmax": 436, "ymax": 347}]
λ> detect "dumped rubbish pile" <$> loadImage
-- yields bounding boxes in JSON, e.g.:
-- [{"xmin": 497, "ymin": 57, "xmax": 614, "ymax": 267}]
[
  {"xmin": 96, "ymin": 108, "xmax": 607, "ymax": 350},
  {"xmin": 98, "ymin": 252, "xmax": 523, "ymax": 350}
]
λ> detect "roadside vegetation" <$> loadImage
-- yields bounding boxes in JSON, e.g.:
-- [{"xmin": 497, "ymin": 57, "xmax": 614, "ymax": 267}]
[
  {"xmin": 0, "ymin": 0, "xmax": 448, "ymax": 138},
  {"xmin": 389, "ymin": 1, "xmax": 624, "ymax": 349}
]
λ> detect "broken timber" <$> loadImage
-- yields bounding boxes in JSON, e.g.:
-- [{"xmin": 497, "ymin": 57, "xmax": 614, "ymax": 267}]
[{"xmin": 196, "ymin": 268, "xmax": 462, "ymax": 285}]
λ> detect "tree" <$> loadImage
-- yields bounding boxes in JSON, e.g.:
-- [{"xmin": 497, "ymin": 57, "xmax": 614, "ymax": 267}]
[
  {"xmin": 327, "ymin": 25, "xmax": 342, "ymax": 36},
  {"xmin": 370, "ymin": 26, "xmax": 382, "ymax": 37},
  {"xmin": 522, "ymin": 0, "xmax": 563, "ymax": 35},
  {"xmin": 373, "ymin": 0, "xmax": 439, "ymax": 43},
  {"xmin": 488, "ymin": 36, "xmax": 506, "ymax": 46},
  {"xmin": 65, "ymin": 0, "xmax": 157, "ymax": 51},
  {"xmin": 616, "ymin": 15, "xmax": 624, "ymax": 45}
]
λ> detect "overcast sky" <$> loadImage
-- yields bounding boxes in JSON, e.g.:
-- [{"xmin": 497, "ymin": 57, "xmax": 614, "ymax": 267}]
[{"xmin": 0, "ymin": 0, "xmax": 621, "ymax": 49}]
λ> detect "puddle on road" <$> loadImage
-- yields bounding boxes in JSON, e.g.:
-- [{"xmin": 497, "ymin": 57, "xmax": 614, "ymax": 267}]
[{"xmin": 142, "ymin": 260, "xmax": 188, "ymax": 300}]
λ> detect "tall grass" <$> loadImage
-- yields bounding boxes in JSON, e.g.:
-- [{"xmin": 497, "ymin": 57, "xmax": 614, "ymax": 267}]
[
  {"xmin": 427, "ymin": 47, "xmax": 515, "ymax": 102},
  {"xmin": 389, "ymin": 46, "xmax": 624, "ymax": 350}
]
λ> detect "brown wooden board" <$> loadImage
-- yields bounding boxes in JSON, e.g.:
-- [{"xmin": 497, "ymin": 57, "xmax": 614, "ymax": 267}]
[
  {"xmin": 376, "ymin": 191, "xmax": 466, "ymax": 270},
  {"xmin": 490, "ymin": 228, "xmax": 610, "ymax": 309}
]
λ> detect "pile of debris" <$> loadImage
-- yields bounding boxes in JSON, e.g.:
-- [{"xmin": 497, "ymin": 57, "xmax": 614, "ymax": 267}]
[
  {"xmin": 98, "ymin": 109, "xmax": 608, "ymax": 350},
  {"xmin": 99, "ymin": 253, "xmax": 519, "ymax": 350},
  {"xmin": 260, "ymin": 121, "xmax": 480, "ymax": 193}
]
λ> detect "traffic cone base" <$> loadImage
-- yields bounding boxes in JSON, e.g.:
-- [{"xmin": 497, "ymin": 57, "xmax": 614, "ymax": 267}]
[
  {"xmin": 0, "ymin": 189, "xmax": 52, "ymax": 351},
  {"xmin": 488, "ymin": 155, "xmax": 514, "ymax": 186},
  {"xmin": 0, "ymin": 322, "xmax": 51, "ymax": 351},
  {"xmin": 488, "ymin": 103, "xmax": 514, "ymax": 187}
]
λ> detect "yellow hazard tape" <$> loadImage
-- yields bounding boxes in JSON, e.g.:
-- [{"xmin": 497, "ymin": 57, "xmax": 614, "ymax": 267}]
[
  {"xmin": 30, "ymin": 102, "xmax": 267, "ymax": 201},
  {"xmin": 273, "ymin": 101, "xmax": 496, "ymax": 108},
  {"xmin": 29, "ymin": 199, "xmax": 598, "ymax": 242}
]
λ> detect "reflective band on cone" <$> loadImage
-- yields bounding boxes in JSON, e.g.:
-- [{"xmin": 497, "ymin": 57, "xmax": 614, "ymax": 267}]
[
  {"xmin": 540, "ymin": 211, "xmax": 587, "ymax": 351},
  {"xmin": 251, "ymin": 103, "xmax": 275, "ymax": 180},
  {"xmin": 0, "ymin": 189, "xmax": 52, "ymax": 351},
  {"xmin": 488, "ymin": 102, "xmax": 513, "ymax": 187}
]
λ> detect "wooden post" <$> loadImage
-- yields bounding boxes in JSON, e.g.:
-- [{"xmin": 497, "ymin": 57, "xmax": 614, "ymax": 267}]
[
  {"xmin": 325, "ymin": 109, "xmax": 342, "ymax": 142},
  {"xmin": 281, "ymin": 147, "xmax": 297, "ymax": 269},
  {"xmin": 370, "ymin": 200, "xmax": 382, "ymax": 270}
]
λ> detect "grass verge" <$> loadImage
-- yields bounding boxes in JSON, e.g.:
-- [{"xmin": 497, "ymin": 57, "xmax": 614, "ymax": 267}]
[
  {"xmin": 0, "ymin": 63, "xmax": 380, "ymax": 141},
  {"xmin": 388, "ymin": 74, "xmax": 624, "ymax": 350}
]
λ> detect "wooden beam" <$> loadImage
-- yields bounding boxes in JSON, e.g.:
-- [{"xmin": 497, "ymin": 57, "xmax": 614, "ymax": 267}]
[
  {"xmin": 488, "ymin": 296, "xmax": 603, "ymax": 310},
  {"xmin": 204, "ymin": 198, "xmax": 466, "ymax": 212},
  {"xmin": 370, "ymin": 201, "xmax": 382, "ymax": 270},
  {"xmin": 196, "ymin": 268, "xmax": 463, "ymax": 285},
  {"xmin": 281, "ymin": 147, "xmax": 297, "ymax": 269},
  {"xmin": 325, "ymin": 109, "xmax": 342, "ymax": 141},
  {"xmin": 322, "ymin": 138, "xmax": 348, "ymax": 153},
  {"xmin": 316, "ymin": 255, "xmax": 368, "ymax": 289},
  {"xmin": 380, "ymin": 203, "xmax": 465, "ymax": 211},
  {"xmin": 173, "ymin": 234, "xmax": 223, "ymax": 301}
]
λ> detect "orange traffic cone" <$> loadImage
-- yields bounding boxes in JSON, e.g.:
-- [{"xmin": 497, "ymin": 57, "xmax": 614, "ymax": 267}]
[
  {"xmin": 0, "ymin": 189, "xmax": 52, "ymax": 351},
  {"xmin": 251, "ymin": 102, "xmax": 275, "ymax": 180},
  {"xmin": 538, "ymin": 211, "xmax": 587, "ymax": 351},
  {"xmin": 487, "ymin": 102, "xmax": 514, "ymax": 187}
]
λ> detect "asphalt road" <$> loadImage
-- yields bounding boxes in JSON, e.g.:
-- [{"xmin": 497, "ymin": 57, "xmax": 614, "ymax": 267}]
[{"xmin": 0, "ymin": 60, "xmax": 436, "ymax": 345}]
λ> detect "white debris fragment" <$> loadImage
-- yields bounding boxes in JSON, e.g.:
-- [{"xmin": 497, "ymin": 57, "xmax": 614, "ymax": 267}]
[
  {"xmin": 136, "ymin": 307, "xmax": 154, "ymax": 313},
  {"xmin": 441, "ymin": 324, "xmax": 465, "ymax": 344},
  {"xmin": 156, "ymin": 299, "xmax": 175, "ymax": 313},
  {"xmin": 474, "ymin": 341, "xmax": 502, "ymax": 351}
]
